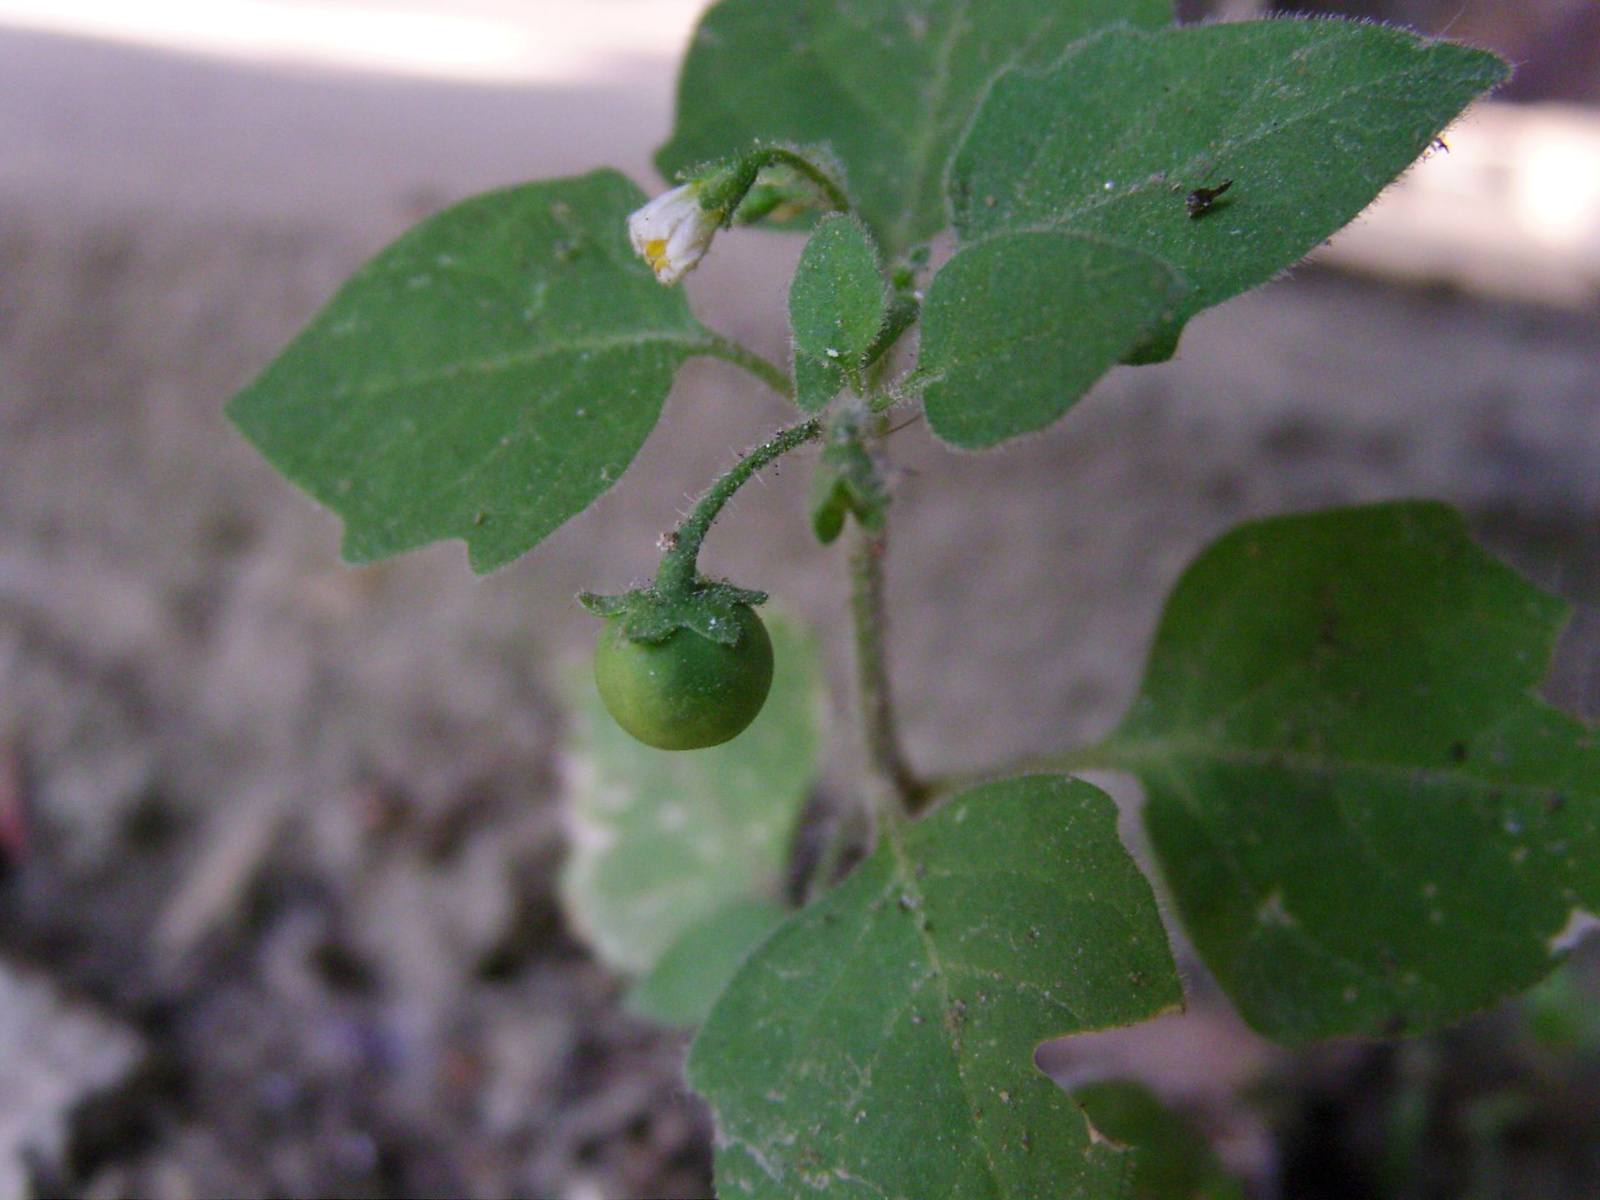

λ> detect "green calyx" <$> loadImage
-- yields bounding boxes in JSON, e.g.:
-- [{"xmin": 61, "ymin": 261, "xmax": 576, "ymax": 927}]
[{"xmin": 579, "ymin": 580, "xmax": 769, "ymax": 646}]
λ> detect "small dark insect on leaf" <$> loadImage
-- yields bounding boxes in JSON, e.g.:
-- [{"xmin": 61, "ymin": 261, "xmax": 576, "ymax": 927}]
[
  {"xmin": 1185, "ymin": 178, "xmax": 1234, "ymax": 218},
  {"xmin": 1429, "ymin": 135, "xmax": 1449, "ymax": 154}
]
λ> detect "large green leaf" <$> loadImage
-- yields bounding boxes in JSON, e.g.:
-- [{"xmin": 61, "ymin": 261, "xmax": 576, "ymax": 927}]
[
  {"xmin": 690, "ymin": 775, "xmax": 1181, "ymax": 1199},
  {"xmin": 1098, "ymin": 503, "xmax": 1600, "ymax": 1042},
  {"xmin": 950, "ymin": 21, "xmax": 1508, "ymax": 359},
  {"xmin": 561, "ymin": 620, "xmax": 823, "ymax": 975},
  {"xmin": 919, "ymin": 231, "xmax": 1183, "ymax": 448},
  {"xmin": 657, "ymin": 0, "xmax": 1174, "ymax": 258},
  {"xmin": 228, "ymin": 171, "xmax": 712, "ymax": 574}
]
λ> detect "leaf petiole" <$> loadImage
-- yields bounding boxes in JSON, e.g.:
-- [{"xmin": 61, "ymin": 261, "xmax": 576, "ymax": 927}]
[{"xmin": 696, "ymin": 332, "xmax": 795, "ymax": 400}]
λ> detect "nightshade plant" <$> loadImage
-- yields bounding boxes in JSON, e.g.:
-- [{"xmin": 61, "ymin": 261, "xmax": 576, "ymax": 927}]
[{"xmin": 224, "ymin": 2, "xmax": 1600, "ymax": 1194}]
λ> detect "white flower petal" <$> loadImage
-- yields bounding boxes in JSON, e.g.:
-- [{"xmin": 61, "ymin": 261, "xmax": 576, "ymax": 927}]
[{"xmin": 626, "ymin": 183, "xmax": 721, "ymax": 285}]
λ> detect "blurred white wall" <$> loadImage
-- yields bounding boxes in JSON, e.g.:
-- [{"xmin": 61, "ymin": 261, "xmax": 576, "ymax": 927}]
[
  {"xmin": 0, "ymin": 0, "xmax": 705, "ymax": 84},
  {"xmin": 0, "ymin": 1, "xmax": 705, "ymax": 225}
]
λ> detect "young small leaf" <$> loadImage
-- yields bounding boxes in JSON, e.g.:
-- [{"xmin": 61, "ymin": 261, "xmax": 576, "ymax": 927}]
[
  {"xmin": 1100, "ymin": 503, "xmax": 1600, "ymax": 1042},
  {"xmin": 561, "ymin": 620, "xmax": 823, "ymax": 975},
  {"xmin": 627, "ymin": 898, "xmax": 789, "ymax": 1028},
  {"xmin": 690, "ymin": 775, "xmax": 1181, "ymax": 1199},
  {"xmin": 1073, "ymin": 1081, "xmax": 1249, "ymax": 1200},
  {"xmin": 793, "ymin": 351, "xmax": 848, "ymax": 414},
  {"xmin": 789, "ymin": 215, "xmax": 886, "ymax": 407},
  {"xmin": 950, "ymin": 21, "xmax": 1508, "ymax": 359},
  {"xmin": 657, "ymin": 0, "xmax": 1175, "ymax": 257},
  {"xmin": 228, "ymin": 171, "xmax": 713, "ymax": 573},
  {"xmin": 919, "ymin": 231, "xmax": 1184, "ymax": 448},
  {"xmin": 809, "ymin": 434, "xmax": 888, "ymax": 545}
]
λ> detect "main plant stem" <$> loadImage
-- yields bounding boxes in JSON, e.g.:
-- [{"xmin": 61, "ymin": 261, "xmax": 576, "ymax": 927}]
[{"xmin": 848, "ymin": 522, "xmax": 926, "ymax": 823}]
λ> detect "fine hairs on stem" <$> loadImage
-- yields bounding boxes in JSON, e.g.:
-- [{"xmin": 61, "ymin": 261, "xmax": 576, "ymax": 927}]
[
  {"xmin": 656, "ymin": 418, "xmax": 822, "ymax": 595},
  {"xmin": 848, "ymin": 521, "xmax": 927, "ymax": 822}
]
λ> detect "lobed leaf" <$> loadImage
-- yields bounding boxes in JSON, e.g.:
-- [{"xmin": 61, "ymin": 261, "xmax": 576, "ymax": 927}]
[
  {"xmin": 919, "ymin": 231, "xmax": 1183, "ymax": 448},
  {"xmin": 561, "ymin": 620, "xmax": 823, "ymax": 975},
  {"xmin": 228, "ymin": 170, "xmax": 712, "ymax": 573},
  {"xmin": 690, "ymin": 775, "xmax": 1181, "ymax": 1199},
  {"xmin": 657, "ymin": 0, "xmax": 1174, "ymax": 258},
  {"xmin": 1102, "ymin": 503, "xmax": 1600, "ymax": 1041},
  {"xmin": 950, "ymin": 20, "xmax": 1508, "ymax": 360}
]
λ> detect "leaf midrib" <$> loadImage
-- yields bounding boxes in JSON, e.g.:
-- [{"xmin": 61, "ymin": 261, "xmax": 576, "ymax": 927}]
[
  {"xmin": 966, "ymin": 27, "xmax": 1474, "ymax": 242},
  {"xmin": 324, "ymin": 326, "xmax": 713, "ymax": 403}
]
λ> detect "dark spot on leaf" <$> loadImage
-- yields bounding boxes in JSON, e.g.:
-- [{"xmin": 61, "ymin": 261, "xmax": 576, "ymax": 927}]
[
  {"xmin": 1449, "ymin": 741, "xmax": 1468, "ymax": 764},
  {"xmin": 1185, "ymin": 178, "xmax": 1234, "ymax": 217}
]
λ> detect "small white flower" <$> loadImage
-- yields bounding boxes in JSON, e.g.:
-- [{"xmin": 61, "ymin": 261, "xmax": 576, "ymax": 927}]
[{"xmin": 628, "ymin": 183, "xmax": 722, "ymax": 285}]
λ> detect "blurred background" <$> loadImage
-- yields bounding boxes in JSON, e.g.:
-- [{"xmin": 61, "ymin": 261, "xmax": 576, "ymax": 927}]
[{"xmin": 0, "ymin": 1, "xmax": 1596, "ymax": 1196}]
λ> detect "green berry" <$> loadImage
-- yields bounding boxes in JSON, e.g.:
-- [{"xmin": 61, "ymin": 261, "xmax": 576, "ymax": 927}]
[{"xmin": 594, "ymin": 603, "xmax": 774, "ymax": 750}]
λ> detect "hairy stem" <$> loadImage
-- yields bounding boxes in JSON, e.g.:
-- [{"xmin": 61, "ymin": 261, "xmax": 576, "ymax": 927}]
[
  {"xmin": 656, "ymin": 418, "xmax": 822, "ymax": 595},
  {"xmin": 748, "ymin": 147, "xmax": 852, "ymax": 216},
  {"xmin": 705, "ymin": 146, "xmax": 852, "ymax": 219},
  {"xmin": 849, "ymin": 522, "xmax": 927, "ymax": 823},
  {"xmin": 699, "ymin": 333, "xmax": 795, "ymax": 400}
]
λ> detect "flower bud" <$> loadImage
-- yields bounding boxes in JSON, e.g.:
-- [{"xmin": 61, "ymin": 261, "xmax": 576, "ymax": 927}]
[{"xmin": 627, "ymin": 183, "xmax": 723, "ymax": 285}]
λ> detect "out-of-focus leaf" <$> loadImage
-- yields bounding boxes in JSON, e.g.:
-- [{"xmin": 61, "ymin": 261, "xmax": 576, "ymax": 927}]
[{"xmin": 627, "ymin": 898, "xmax": 789, "ymax": 1028}]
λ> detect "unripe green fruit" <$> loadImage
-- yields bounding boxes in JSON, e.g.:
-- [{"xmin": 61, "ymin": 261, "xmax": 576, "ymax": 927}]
[{"xmin": 594, "ymin": 604, "xmax": 774, "ymax": 750}]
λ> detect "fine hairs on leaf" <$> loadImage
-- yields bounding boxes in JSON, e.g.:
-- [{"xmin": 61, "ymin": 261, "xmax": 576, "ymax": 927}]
[{"xmin": 217, "ymin": 0, "xmax": 1572, "ymax": 1195}]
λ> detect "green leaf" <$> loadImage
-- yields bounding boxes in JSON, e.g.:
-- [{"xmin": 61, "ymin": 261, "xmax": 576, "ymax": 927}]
[
  {"xmin": 794, "ymin": 352, "xmax": 848, "ymax": 414},
  {"xmin": 690, "ymin": 775, "xmax": 1181, "ymax": 1198},
  {"xmin": 789, "ymin": 215, "xmax": 883, "ymax": 411},
  {"xmin": 561, "ymin": 620, "xmax": 823, "ymax": 975},
  {"xmin": 627, "ymin": 898, "xmax": 789, "ymax": 1028},
  {"xmin": 1100, "ymin": 502, "xmax": 1600, "ymax": 1042},
  {"xmin": 919, "ymin": 231, "xmax": 1183, "ymax": 448},
  {"xmin": 657, "ymin": 0, "xmax": 1175, "ymax": 258},
  {"xmin": 789, "ymin": 215, "xmax": 886, "ymax": 410},
  {"xmin": 1073, "ymin": 1081, "xmax": 1248, "ymax": 1200},
  {"xmin": 228, "ymin": 170, "xmax": 712, "ymax": 574},
  {"xmin": 950, "ymin": 21, "xmax": 1508, "ymax": 359},
  {"xmin": 790, "ymin": 215, "xmax": 885, "ymax": 365}
]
